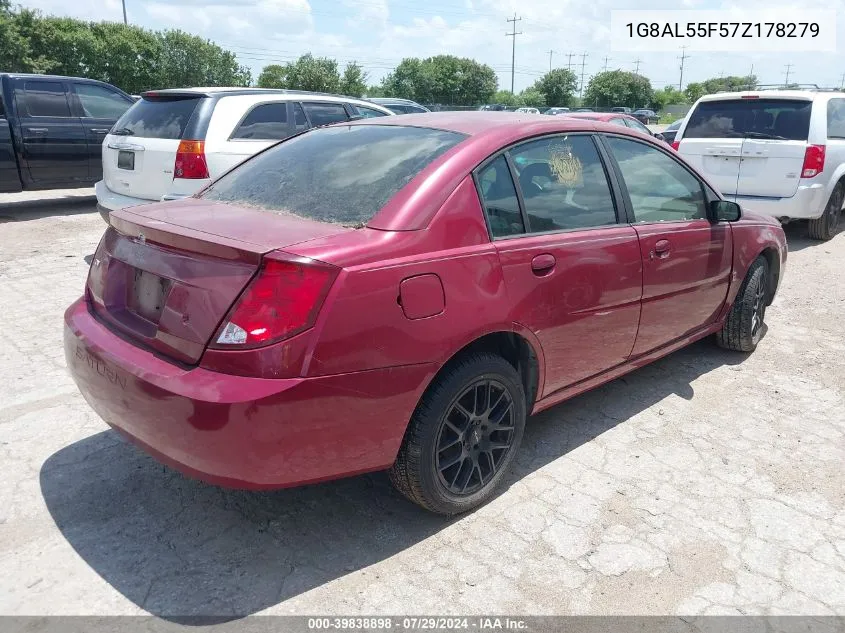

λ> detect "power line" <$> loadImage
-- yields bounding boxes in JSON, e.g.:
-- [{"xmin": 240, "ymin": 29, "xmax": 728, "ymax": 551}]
[
  {"xmin": 579, "ymin": 52, "xmax": 588, "ymax": 98},
  {"xmin": 547, "ymin": 50, "xmax": 554, "ymax": 72},
  {"xmin": 566, "ymin": 52, "xmax": 575, "ymax": 72},
  {"xmin": 505, "ymin": 14, "xmax": 523, "ymax": 93},
  {"xmin": 678, "ymin": 46, "xmax": 689, "ymax": 91}
]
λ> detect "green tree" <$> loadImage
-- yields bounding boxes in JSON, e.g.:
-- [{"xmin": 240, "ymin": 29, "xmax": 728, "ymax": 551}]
[
  {"xmin": 491, "ymin": 90, "xmax": 522, "ymax": 107},
  {"xmin": 257, "ymin": 64, "xmax": 287, "ymax": 89},
  {"xmin": 685, "ymin": 75, "xmax": 756, "ymax": 102},
  {"xmin": 382, "ymin": 55, "xmax": 496, "ymax": 105},
  {"xmin": 584, "ymin": 70, "xmax": 654, "ymax": 109},
  {"xmin": 519, "ymin": 88, "xmax": 546, "ymax": 108},
  {"xmin": 279, "ymin": 53, "xmax": 340, "ymax": 92},
  {"xmin": 339, "ymin": 62, "xmax": 368, "ymax": 97},
  {"xmin": 651, "ymin": 86, "xmax": 687, "ymax": 111},
  {"xmin": 365, "ymin": 84, "xmax": 386, "ymax": 98},
  {"xmin": 532, "ymin": 68, "xmax": 578, "ymax": 107},
  {"xmin": 155, "ymin": 30, "xmax": 250, "ymax": 90}
]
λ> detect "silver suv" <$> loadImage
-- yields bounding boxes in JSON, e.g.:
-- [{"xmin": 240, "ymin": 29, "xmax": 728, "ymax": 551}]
[{"xmin": 675, "ymin": 90, "xmax": 845, "ymax": 240}]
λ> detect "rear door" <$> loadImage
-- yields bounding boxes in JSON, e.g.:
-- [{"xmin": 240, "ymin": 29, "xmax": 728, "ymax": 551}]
[
  {"xmin": 679, "ymin": 97, "xmax": 811, "ymax": 199},
  {"xmin": 16, "ymin": 79, "xmax": 88, "ymax": 184},
  {"xmin": 71, "ymin": 81, "xmax": 134, "ymax": 181},
  {"xmin": 603, "ymin": 135, "xmax": 732, "ymax": 355},
  {"xmin": 476, "ymin": 134, "xmax": 643, "ymax": 397},
  {"xmin": 102, "ymin": 94, "xmax": 204, "ymax": 201}
]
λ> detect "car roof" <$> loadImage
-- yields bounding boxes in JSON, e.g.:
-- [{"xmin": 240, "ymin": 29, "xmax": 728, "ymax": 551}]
[
  {"xmin": 563, "ymin": 112, "xmax": 637, "ymax": 122},
  {"xmin": 369, "ymin": 97, "xmax": 421, "ymax": 105},
  {"xmin": 695, "ymin": 90, "xmax": 836, "ymax": 102},
  {"xmin": 141, "ymin": 87, "xmax": 359, "ymax": 99}
]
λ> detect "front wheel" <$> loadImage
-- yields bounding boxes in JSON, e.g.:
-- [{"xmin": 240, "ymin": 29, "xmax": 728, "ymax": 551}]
[
  {"xmin": 389, "ymin": 353, "xmax": 527, "ymax": 515},
  {"xmin": 716, "ymin": 257, "xmax": 769, "ymax": 352}
]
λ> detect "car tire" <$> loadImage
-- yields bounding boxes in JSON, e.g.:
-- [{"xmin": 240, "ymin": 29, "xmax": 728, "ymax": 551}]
[
  {"xmin": 389, "ymin": 352, "xmax": 527, "ymax": 515},
  {"xmin": 808, "ymin": 182, "xmax": 843, "ymax": 241},
  {"xmin": 716, "ymin": 257, "xmax": 769, "ymax": 353}
]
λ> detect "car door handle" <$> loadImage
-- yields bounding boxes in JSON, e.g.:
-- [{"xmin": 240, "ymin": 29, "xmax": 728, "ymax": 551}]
[
  {"xmin": 26, "ymin": 127, "xmax": 48, "ymax": 134},
  {"xmin": 90, "ymin": 128, "xmax": 110, "ymax": 134},
  {"xmin": 651, "ymin": 239, "xmax": 671, "ymax": 259},
  {"xmin": 531, "ymin": 253, "xmax": 556, "ymax": 275}
]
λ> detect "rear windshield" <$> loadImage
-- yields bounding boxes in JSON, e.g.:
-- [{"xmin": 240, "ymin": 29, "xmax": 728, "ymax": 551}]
[
  {"xmin": 111, "ymin": 96, "xmax": 201, "ymax": 139},
  {"xmin": 685, "ymin": 99, "xmax": 811, "ymax": 140},
  {"xmin": 200, "ymin": 124, "xmax": 467, "ymax": 226}
]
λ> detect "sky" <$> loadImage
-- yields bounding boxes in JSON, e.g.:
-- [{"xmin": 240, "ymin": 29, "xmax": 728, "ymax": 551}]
[{"xmin": 17, "ymin": 0, "xmax": 845, "ymax": 95}]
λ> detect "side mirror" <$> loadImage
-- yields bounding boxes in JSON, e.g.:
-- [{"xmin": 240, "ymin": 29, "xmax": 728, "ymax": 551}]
[
  {"xmin": 654, "ymin": 132, "xmax": 665, "ymax": 141},
  {"xmin": 708, "ymin": 199, "xmax": 742, "ymax": 222}
]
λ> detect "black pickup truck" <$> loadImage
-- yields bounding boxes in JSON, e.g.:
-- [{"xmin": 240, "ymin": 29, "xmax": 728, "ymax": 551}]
[{"xmin": 1, "ymin": 73, "xmax": 134, "ymax": 193}]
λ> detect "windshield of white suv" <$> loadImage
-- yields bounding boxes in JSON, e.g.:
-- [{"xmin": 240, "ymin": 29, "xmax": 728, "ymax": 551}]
[{"xmin": 685, "ymin": 99, "xmax": 811, "ymax": 141}]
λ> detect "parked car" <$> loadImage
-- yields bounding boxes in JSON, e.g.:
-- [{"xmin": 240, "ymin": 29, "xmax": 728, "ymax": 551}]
[
  {"xmin": 368, "ymin": 97, "xmax": 430, "ymax": 114},
  {"xmin": 544, "ymin": 107, "xmax": 571, "ymax": 115},
  {"xmin": 563, "ymin": 111, "xmax": 667, "ymax": 142},
  {"xmin": 611, "ymin": 106, "xmax": 632, "ymax": 113},
  {"xmin": 95, "ymin": 88, "xmax": 393, "ymax": 222},
  {"xmin": 0, "ymin": 73, "xmax": 134, "ymax": 193},
  {"xmin": 662, "ymin": 118, "xmax": 684, "ymax": 146},
  {"xmin": 633, "ymin": 109, "xmax": 659, "ymax": 124},
  {"xmin": 675, "ymin": 90, "xmax": 845, "ymax": 240},
  {"xmin": 515, "ymin": 107, "xmax": 540, "ymax": 114},
  {"xmin": 65, "ymin": 112, "xmax": 786, "ymax": 515},
  {"xmin": 478, "ymin": 104, "xmax": 507, "ymax": 111},
  {"xmin": 575, "ymin": 107, "xmax": 594, "ymax": 112}
]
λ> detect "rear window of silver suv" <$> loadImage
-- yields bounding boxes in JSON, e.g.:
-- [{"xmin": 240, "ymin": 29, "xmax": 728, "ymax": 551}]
[{"xmin": 685, "ymin": 99, "xmax": 811, "ymax": 141}]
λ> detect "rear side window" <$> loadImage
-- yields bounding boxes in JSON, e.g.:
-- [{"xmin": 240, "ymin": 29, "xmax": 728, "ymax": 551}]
[
  {"xmin": 684, "ymin": 99, "xmax": 811, "ymax": 141},
  {"xmin": 351, "ymin": 105, "xmax": 388, "ymax": 118},
  {"xmin": 477, "ymin": 156, "xmax": 524, "ymax": 237},
  {"xmin": 301, "ymin": 102, "xmax": 348, "ymax": 127},
  {"xmin": 827, "ymin": 98, "xmax": 845, "ymax": 139},
  {"xmin": 75, "ymin": 83, "xmax": 131, "ymax": 119},
  {"xmin": 23, "ymin": 81, "xmax": 71, "ymax": 117},
  {"xmin": 231, "ymin": 102, "xmax": 292, "ymax": 140},
  {"xmin": 112, "ymin": 96, "xmax": 201, "ymax": 139},
  {"xmin": 201, "ymin": 125, "xmax": 466, "ymax": 226}
]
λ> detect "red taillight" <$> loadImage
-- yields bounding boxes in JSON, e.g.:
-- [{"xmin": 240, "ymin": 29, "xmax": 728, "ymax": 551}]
[
  {"xmin": 671, "ymin": 140, "xmax": 680, "ymax": 151},
  {"xmin": 212, "ymin": 253, "xmax": 338, "ymax": 349},
  {"xmin": 174, "ymin": 140, "xmax": 209, "ymax": 179},
  {"xmin": 801, "ymin": 144, "xmax": 825, "ymax": 178}
]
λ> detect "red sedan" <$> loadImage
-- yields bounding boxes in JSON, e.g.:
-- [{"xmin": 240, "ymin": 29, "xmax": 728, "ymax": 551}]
[{"xmin": 64, "ymin": 113, "xmax": 787, "ymax": 515}]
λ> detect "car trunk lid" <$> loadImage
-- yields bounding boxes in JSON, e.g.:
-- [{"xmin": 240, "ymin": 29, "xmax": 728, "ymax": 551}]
[{"xmin": 87, "ymin": 200, "xmax": 350, "ymax": 364}]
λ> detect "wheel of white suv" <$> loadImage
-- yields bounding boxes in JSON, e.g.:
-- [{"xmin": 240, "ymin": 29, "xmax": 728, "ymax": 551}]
[{"xmin": 808, "ymin": 182, "xmax": 843, "ymax": 241}]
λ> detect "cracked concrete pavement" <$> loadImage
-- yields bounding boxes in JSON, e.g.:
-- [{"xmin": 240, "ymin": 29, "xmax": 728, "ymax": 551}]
[{"xmin": 0, "ymin": 189, "xmax": 843, "ymax": 619}]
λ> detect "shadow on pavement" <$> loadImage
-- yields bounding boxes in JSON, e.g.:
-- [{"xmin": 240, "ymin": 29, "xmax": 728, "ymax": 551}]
[
  {"xmin": 0, "ymin": 195, "xmax": 96, "ymax": 222},
  {"xmin": 40, "ymin": 339, "xmax": 746, "ymax": 622},
  {"xmin": 782, "ymin": 220, "xmax": 842, "ymax": 252}
]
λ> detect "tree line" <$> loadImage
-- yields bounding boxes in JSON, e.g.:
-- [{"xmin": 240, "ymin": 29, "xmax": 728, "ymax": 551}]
[{"xmin": 1, "ymin": 2, "xmax": 758, "ymax": 110}]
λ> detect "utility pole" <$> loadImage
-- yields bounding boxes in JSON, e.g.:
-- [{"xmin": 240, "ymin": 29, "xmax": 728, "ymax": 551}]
[
  {"xmin": 784, "ymin": 63, "xmax": 793, "ymax": 87},
  {"xmin": 579, "ymin": 52, "xmax": 588, "ymax": 98},
  {"xmin": 633, "ymin": 58, "xmax": 642, "ymax": 74},
  {"xmin": 547, "ymin": 50, "xmax": 554, "ymax": 72},
  {"xmin": 749, "ymin": 63, "xmax": 754, "ymax": 89},
  {"xmin": 121, "ymin": 0, "xmax": 127, "ymax": 24},
  {"xmin": 603, "ymin": 56, "xmax": 611, "ymax": 72},
  {"xmin": 505, "ymin": 14, "xmax": 522, "ymax": 93},
  {"xmin": 839, "ymin": 72, "xmax": 845, "ymax": 90},
  {"xmin": 678, "ymin": 46, "xmax": 689, "ymax": 91},
  {"xmin": 566, "ymin": 52, "xmax": 575, "ymax": 72}
]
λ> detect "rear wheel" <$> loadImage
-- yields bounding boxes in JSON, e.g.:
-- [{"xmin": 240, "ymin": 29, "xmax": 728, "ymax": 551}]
[
  {"xmin": 389, "ymin": 353, "xmax": 526, "ymax": 515},
  {"xmin": 808, "ymin": 182, "xmax": 843, "ymax": 241},
  {"xmin": 716, "ymin": 257, "xmax": 769, "ymax": 352}
]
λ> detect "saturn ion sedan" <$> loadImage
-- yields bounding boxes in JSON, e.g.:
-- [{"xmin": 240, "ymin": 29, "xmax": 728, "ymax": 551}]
[{"xmin": 65, "ymin": 112, "xmax": 787, "ymax": 515}]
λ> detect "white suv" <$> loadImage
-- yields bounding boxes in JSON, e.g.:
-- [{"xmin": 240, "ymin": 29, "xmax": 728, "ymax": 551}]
[
  {"xmin": 95, "ymin": 88, "xmax": 394, "ymax": 221},
  {"xmin": 674, "ymin": 90, "xmax": 845, "ymax": 240}
]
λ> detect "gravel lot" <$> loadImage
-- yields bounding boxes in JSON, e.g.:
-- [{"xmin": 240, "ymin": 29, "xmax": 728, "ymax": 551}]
[{"xmin": 0, "ymin": 190, "xmax": 843, "ymax": 619}]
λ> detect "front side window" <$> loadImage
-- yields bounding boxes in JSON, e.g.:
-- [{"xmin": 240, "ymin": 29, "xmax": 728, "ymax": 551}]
[
  {"xmin": 625, "ymin": 118, "xmax": 652, "ymax": 135},
  {"xmin": 605, "ymin": 136, "xmax": 707, "ymax": 223},
  {"xmin": 509, "ymin": 135, "xmax": 618, "ymax": 232},
  {"xmin": 24, "ymin": 81, "xmax": 71, "ymax": 118},
  {"xmin": 75, "ymin": 83, "xmax": 131, "ymax": 119},
  {"xmin": 231, "ymin": 102, "xmax": 292, "ymax": 140},
  {"xmin": 301, "ymin": 102, "xmax": 349, "ymax": 127},
  {"xmin": 477, "ymin": 156, "xmax": 524, "ymax": 238},
  {"xmin": 201, "ymin": 125, "xmax": 466, "ymax": 226}
]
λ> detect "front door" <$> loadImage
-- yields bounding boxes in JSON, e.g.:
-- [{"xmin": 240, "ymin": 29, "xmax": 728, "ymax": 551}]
[
  {"xmin": 475, "ymin": 134, "xmax": 643, "ymax": 397},
  {"xmin": 16, "ymin": 79, "xmax": 88, "ymax": 185},
  {"xmin": 602, "ymin": 135, "xmax": 733, "ymax": 356},
  {"xmin": 71, "ymin": 82, "xmax": 134, "ymax": 181}
]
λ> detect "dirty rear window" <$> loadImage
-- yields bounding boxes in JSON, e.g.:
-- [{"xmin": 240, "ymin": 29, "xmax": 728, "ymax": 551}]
[
  {"xmin": 200, "ymin": 124, "xmax": 467, "ymax": 226},
  {"xmin": 684, "ymin": 99, "xmax": 811, "ymax": 141}
]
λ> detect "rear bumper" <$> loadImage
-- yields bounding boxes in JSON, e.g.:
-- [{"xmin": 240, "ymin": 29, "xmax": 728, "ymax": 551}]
[
  {"xmin": 95, "ymin": 180, "xmax": 211, "ymax": 214},
  {"xmin": 734, "ymin": 182, "xmax": 827, "ymax": 220},
  {"xmin": 64, "ymin": 298, "xmax": 437, "ymax": 489}
]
